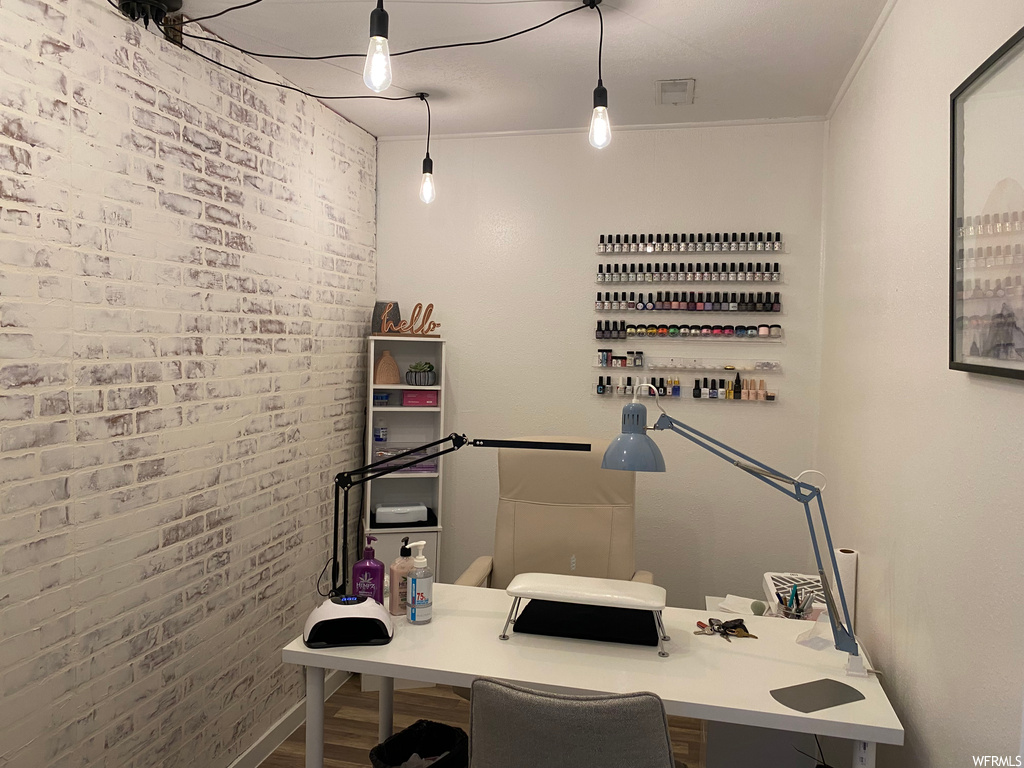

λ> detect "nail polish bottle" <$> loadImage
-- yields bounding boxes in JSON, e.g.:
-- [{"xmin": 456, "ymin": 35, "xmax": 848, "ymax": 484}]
[
  {"xmin": 685, "ymin": 264, "xmax": 694, "ymax": 282},
  {"xmin": 657, "ymin": 378, "xmax": 666, "ymax": 396},
  {"xmin": 758, "ymin": 380, "xmax": 767, "ymax": 401},
  {"xmin": 740, "ymin": 379, "xmax": 749, "ymax": 400},
  {"xmin": 663, "ymin": 263, "xmax": 671, "ymax": 283},
  {"xmin": 645, "ymin": 323, "xmax": 657, "ymax": 337},
  {"xmin": 671, "ymin": 378, "xmax": 680, "ymax": 397},
  {"xmin": 739, "ymin": 232, "xmax": 748, "ymax": 252},
  {"xmin": 625, "ymin": 376, "xmax": 633, "ymax": 396},
  {"xmin": 700, "ymin": 324, "xmax": 712, "ymax": 337},
  {"xmin": 1014, "ymin": 212, "xmax": 1021, "ymax": 232},
  {"xmin": 615, "ymin": 377, "xmax": 624, "ymax": 396},
  {"xmin": 728, "ymin": 263, "xmax": 737, "ymax": 282},
  {"xmin": 628, "ymin": 263, "xmax": 636, "ymax": 282},
  {"xmin": 671, "ymin": 292, "xmax": 680, "ymax": 310},
  {"xmin": 711, "ymin": 263, "xmax": 720, "ymax": 283},
  {"xmin": 719, "ymin": 379, "xmax": 726, "ymax": 397},
  {"xmin": 626, "ymin": 323, "xmax": 637, "ymax": 337},
  {"xmin": 713, "ymin": 292, "xmax": 722, "ymax": 311},
  {"xmin": 756, "ymin": 232, "xmax": 765, "ymax": 251},
  {"xmin": 688, "ymin": 233, "xmax": 696, "ymax": 252},
  {"xmin": 689, "ymin": 324, "xmax": 700, "ymax": 336},
  {"xmin": 596, "ymin": 377, "xmax": 605, "ymax": 395},
  {"xmin": 616, "ymin": 292, "xmax": 625, "ymax": 310},
  {"xmin": 704, "ymin": 263, "xmax": 713, "ymax": 281},
  {"xmin": 597, "ymin": 265, "xmax": 604, "ymax": 283},
  {"xmin": 724, "ymin": 325, "xmax": 734, "ymax": 337},
  {"xmin": 713, "ymin": 233, "xmax": 722, "ymax": 252},
  {"xmin": 620, "ymin": 322, "xmax": 628, "ymax": 339},
  {"xmin": 615, "ymin": 234, "xmax": 623, "ymax": 253},
  {"xmin": 605, "ymin": 321, "xmax": 614, "ymax": 338},
  {"xmin": 696, "ymin": 233, "xmax": 705, "ymax": 252},
  {"xmin": 772, "ymin": 292, "xmax": 781, "ymax": 312},
  {"xmin": 693, "ymin": 378, "xmax": 701, "ymax": 399},
  {"xmin": 668, "ymin": 324, "xmax": 679, "ymax": 337},
  {"xmin": 601, "ymin": 292, "xmax": 609, "ymax": 310},
  {"xmin": 639, "ymin": 234, "xmax": 647, "ymax": 253},
  {"xmin": 654, "ymin": 292, "xmax": 663, "ymax": 311},
  {"xmin": 609, "ymin": 264, "xmax": 617, "ymax": 282},
  {"xmin": 597, "ymin": 234, "xmax": 606, "ymax": 254},
  {"xmin": 754, "ymin": 293, "xmax": 763, "ymax": 312},
  {"xmin": 729, "ymin": 293, "xmax": 738, "ymax": 311},
  {"xmin": 730, "ymin": 233, "xmax": 739, "ymax": 252},
  {"xmin": 595, "ymin": 321, "xmax": 602, "ymax": 339},
  {"xmin": 634, "ymin": 350, "xmax": 644, "ymax": 368},
  {"xmin": 709, "ymin": 379, "xmax": 718, "ymax": 399},
  {"xmin": 671, "ymin": 233, "xmax": 680, "ymax": 252},
  {"xmin": 649, "ymin": 234, "xmax": 657, "ymax": 253},
  {"xmin": 754, "ymin": 263, "xmax": 763, "ymax": 282},
  {"xmin": 678, "ymin": 325, "xmax": 690, "ymax": 337},
  {"xmin": 712, "ymin": 325, "xmax": 723, "ymax": 336},
  {"xmin": 701, "ymin": 378, "xmax": 710, "ymax": 399},
  {"xmin": 655, "ymin": 234, "xmax": 664, "ymax": 253},
  {"xmin": 746, "ymin": 263, "xmax": 755, "ymax": 281},
  {"xmin": 983, "ymin": 214, "xmax": 992, "ymax": 235},
  {"xmin": 764, "ymin": 232, "xmax": 773, "ymax": 250},
  {"xmin": 670, "ymin": 263, "xmax": 678, "ymax": 282},
  {"xmin": 652, "ymin": 263, "xmax": 661, "ymax": 283},
  {"xmin": 687, "ymin": 292, "xmax": 696, "ymax": 311},
  {"xmin": 774, "ymin": 232, "xmax": 783, "ymax": 251},
  {"xmin": 645, "ymin": 264, "xmax": 654, "ymax": 283},
  {"xmin": 596, "ymin": 292, "xmax": 603, "ymax": 311},
  {"xmin": 706, "ymin": 234, "xmax": 714, "ymax": 256},
  {"xmin": 725, "ymin": 380, "xmax": 733, "ymax": 400},
  {"xmin": 772, "ymin": 263, "xmax": 780, "ymax": 282},
  {"xmin": 645, "ymin": 294, "xmax": 655, "ymax": 311},
  {"xmin": 628, "ymin": 292, "xmax": 636, "ymax": 310},
  {"xmin": 737, "ymin": 293, "xmax": 746, "ymax": 312},
  {"xmin": 695, "ymin": 292, "xmax": 704, "ymax": 311},
  {"xmin": 630, "ymin": 234, "xmax": 639, "ymax": 253}
]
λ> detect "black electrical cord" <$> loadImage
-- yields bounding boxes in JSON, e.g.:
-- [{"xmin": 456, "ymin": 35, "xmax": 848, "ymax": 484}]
[
  {"xmin": 156, "ymin": 21, "xmax": 429, "ymax": 103},
  {"xmin": 169, "ymin": 3, "xmax": 588, "ymax": 63},
  {"xmin": 421, "ymin": 92, "xmax": 431, "ymax": 156},
  {"xmin": 595, "ymin": 2, "xmax": 603, "ymax": 81},
  {"xmin": 181, "ymin": 0, "xmax": 265, "ymax": 26}
]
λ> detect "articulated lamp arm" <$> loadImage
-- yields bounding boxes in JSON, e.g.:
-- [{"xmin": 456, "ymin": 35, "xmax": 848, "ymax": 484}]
[{"xmin": 604, "ymin": 385, "xmax": 860, "ymax": 664}]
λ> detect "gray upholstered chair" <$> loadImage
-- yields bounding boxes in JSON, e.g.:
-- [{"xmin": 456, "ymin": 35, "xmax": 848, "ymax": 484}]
[
  {"xmin": 454, "ymin": 437, "xmax": 653, "ymax": 589},
  {"xmin": 469, "ymin": 678, "xmax": 674, "ymax": 768}
]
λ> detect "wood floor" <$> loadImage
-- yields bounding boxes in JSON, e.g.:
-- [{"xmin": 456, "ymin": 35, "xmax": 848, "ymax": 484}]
[{"xmin": 260, "ymin": 676, "xmax": 706, "ymax": 768}]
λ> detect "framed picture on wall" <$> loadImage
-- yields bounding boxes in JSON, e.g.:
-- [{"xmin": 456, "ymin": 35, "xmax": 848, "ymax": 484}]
[{"xmin": 950, "ymin": 24, "xmax": 1024, "ymax": 380}]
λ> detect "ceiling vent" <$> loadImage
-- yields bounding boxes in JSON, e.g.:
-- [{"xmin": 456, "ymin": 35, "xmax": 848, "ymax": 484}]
[{"xmin": 656, "ymin": 79, "xmax": 696, "ymax": 106}]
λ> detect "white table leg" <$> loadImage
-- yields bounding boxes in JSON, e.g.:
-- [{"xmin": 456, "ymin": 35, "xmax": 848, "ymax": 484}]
[
  {"xmin": 379, "ymin": 676, "xmax": 395, "ymax": 743},
  {"xmin": 853, "ymin": 740, "xmax": 876, "ymax": 767},
  {"xmin": 305, "ymin": 667, "xmax": 325, "ymax": 768}
]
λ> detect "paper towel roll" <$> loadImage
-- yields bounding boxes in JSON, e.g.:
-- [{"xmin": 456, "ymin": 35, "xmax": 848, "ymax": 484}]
[{"xmin": 830, "ymin": 548, "xmax": 858, "ymax": 630}]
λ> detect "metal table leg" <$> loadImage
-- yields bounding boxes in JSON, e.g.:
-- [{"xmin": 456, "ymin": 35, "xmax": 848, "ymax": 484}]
[
  {"xmin": 379, "ymin": 676, "xmax": 395, "ymax": 743},
  {"xmin": 654, "ymin": 610, "xmax": 670, "ymax": 657},
  {"xmin": 305, "ymin": 667, "xmax": 325, "ymax": 768},
  {"xmin": 853, "ymin": 740, "xmax": 876, "ymax": 767}
]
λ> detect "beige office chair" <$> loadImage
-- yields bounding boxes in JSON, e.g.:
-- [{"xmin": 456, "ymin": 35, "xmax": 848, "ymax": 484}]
[
  {"xmin": 469, "ymin": 678, "xmax": 674, "ymax": 768},
  {"xmin": 455, "ymin": 437, "xmax": 653, "ymax": 588}
]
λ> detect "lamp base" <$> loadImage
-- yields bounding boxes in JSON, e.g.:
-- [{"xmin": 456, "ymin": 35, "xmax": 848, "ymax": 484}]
[{"xmin": 845, "ymin": 651, "xmax": 869, "ymax": 677}]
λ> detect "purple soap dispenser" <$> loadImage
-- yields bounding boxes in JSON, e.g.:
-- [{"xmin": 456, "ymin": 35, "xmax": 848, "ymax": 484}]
[{"xmin": 353, "ymin": 535, "xmax": 385, "ymax": 605}]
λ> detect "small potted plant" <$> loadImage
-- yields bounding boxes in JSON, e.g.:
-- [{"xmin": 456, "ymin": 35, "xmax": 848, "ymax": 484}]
[{"xmin": 406, "ymin": 362, "xmax": 436, "ymax": 386}]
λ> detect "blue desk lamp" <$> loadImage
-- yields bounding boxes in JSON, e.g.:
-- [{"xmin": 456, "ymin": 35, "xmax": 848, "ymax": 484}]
[{"xmin": 602, "ymin": 385, "xmax": 865, "ymax": 676}]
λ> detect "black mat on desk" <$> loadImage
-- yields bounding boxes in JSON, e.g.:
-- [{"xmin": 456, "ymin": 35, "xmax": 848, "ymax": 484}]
[
  {"xmin": 770, "ymin": 678, "xmax": 866, "ymax": 713},
  {"xmin": 512, "ymin": 600, "xmax": 659, "ymax": 647}
]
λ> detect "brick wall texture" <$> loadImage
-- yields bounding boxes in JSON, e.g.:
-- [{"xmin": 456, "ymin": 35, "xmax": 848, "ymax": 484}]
[{"xmin": 0, "ymin": 0, "xmax": 377, "ymax": 765}]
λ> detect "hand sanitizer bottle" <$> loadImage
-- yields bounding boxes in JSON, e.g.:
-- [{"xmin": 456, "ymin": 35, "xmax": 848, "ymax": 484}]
[
  {"xmin": 407, "ymin": 541, "xmax": 433, "ymax": 624},
  {"xmin": 353, "ymin": 535, "xmax": 385, "ymax": 605}
]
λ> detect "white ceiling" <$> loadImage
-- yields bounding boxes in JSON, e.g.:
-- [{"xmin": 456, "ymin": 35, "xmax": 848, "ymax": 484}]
[{"xmin": 181, "ymin": 0, "xmax": 888, "ymax": 138}]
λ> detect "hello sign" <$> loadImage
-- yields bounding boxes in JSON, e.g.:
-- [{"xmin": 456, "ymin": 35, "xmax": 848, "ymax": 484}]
[{"xmin": 378, "ymin": 302, "xmax": 441, "ymax": 336}]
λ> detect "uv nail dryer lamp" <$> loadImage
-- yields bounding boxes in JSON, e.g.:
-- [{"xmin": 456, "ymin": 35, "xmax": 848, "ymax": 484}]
[{"xmin": 303, "ymin": 595, "xmax": 394, "ymax": 648}]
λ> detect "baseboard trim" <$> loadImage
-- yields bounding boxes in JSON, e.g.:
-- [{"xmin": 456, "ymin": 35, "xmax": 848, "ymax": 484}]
[{"xmin": 228, "ymin": 669, "xmax": 350, "ymax": 768}]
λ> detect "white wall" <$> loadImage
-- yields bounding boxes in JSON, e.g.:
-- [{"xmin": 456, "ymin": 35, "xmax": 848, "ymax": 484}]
[
  {"xmin": 377, "ymin": 123, "xmax": 828, "ymax": 610},
  {"xmin": 0, "ymin": 2, "xmax": 376, "ymax": 765},
  {"xmin": 821, "ymin": 1, "xmax": 1024, "ymax": 766}
]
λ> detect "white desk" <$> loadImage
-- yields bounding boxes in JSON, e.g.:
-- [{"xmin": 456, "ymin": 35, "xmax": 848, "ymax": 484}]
[{"xmin": 283, "ymin": 584, "xmax": 902, "ymax": 768}]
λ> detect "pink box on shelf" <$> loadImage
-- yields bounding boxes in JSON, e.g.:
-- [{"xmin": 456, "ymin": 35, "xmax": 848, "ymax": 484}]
[{"xmin": 402, "ymin": 391, "xmax": 438, "ymax": 407}]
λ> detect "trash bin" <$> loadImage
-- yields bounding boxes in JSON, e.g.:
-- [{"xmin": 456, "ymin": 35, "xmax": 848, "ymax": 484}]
[{"xmin": 369, "ymin": 719, "xmax": 468, "ymax": 768}]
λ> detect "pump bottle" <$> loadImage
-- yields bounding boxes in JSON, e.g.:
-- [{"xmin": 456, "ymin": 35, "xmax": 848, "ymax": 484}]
[
  {"xmin": 352, "ymin": 535, "xmax": 385, "ymax": 605},
  {"xmin": 388, "ymin": 537, "xmax": 415, "ymax": 616},
  {"xmin": 407, "ymin": 541, "xmax": 433, "ymax": 624}
]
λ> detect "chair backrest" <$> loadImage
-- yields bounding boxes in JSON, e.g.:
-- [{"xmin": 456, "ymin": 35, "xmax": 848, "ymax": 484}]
[
  {"xmin": 490, "ymin": 437, "xmax": 637, "ymax": 590},
  {"xmin": 469, "ymin": 678, "xmax": 674, "ymax": 768}
]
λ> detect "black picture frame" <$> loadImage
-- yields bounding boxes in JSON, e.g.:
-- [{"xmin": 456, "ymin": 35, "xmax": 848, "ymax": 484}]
[{"xmin": 949, "ymin": 24, "xmax": 1024, "ymax": 380}]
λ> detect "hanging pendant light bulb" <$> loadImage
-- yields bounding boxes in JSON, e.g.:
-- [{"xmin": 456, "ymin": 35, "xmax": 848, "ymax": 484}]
[
  {"xmin": 419, "ymin": 154, "xmax": 435, "ymax": 204},
  {"xmin": 363, "ymin": 0, "xmax": 392, "ymax": 93},
  {"xmin": 589, "ymin": 80, "xmax": 611, "ymax": 149}
]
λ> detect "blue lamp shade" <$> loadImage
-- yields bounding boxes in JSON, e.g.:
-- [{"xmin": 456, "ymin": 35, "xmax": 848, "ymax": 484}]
[{"xmin": 601, "ymin": 401, "xmax": 666, "ymax": 472}]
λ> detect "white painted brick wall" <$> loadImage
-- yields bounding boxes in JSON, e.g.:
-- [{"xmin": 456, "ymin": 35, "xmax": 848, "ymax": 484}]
[{"xmin": 0, "ymin": 0, "xmax": 377, "ymax": 764}]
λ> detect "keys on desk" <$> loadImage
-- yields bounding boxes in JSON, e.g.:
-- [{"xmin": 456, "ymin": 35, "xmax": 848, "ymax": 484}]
[{"xmin": 694, "ymin": 618, "xmax": 758, "ymax": 641}]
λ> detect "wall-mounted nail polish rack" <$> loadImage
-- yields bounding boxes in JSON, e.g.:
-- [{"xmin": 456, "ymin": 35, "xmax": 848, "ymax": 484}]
[
  {"xmin": 645, "ymin": 357, "xmax": 781, "ymax": 373},
  {"xmin": 594, "ymin": 349, "xmax": 645, "ymax": 368},
  {"xmin": 595, "ymin": 291, "xmax": 782, "ymax": 313},
  {"xmin": 596, "ymin": 232, "xmax": 787, "ymax": 255},
  {"xmin": 956, "ymin": 212, "xmax": 1024, "ymax": 240},
  {"xmin": 597, "ymin": 262, "xmax": 782, "ymax": 284},
  {"xmin": 592, "ymin": 375, "xmax": 778, "ymax": 402},
  {"xmin": 595, "ymin": 321, "xmax": 784, "ymax": 341}
]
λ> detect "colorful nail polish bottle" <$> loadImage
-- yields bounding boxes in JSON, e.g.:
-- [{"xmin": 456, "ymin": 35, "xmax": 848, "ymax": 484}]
[
  {"xmin": 693, "ymin": 379, "xmax": 701, "ymax": 399},
  {"xmin": 639, "ymin": 233, "xmax": 647, "ymax": 253},
  {"xmin": 729, "ymin": 293, "xmax": 738, "ymax": 312},
  {"xmin": 671, "ymin": 292, "xmax": 681, "ymax": 310},
  {"xmin": 754, "ymin": 293, "xmax": 763, "ymax": 312},
  {"xmin": 724, "ymin": 325, "xmax": 734, "ymax": 337},
  {"xmin": 655, "ymin": 292, "xmax": 664, "ymax": 311},
  {"xmin": 772, "ymin": 292, "xmax": 781, "ymax": 312},
  {"xmin": 687, "ymin": 292, "xmax": 696, "ymax": 311},
  {"xmin": 712, "ymin": 325, "xmax": 723, "ymax": 336},
  {"xmin": 672, "ymin": 378, "xmax": 680, "ymax": 397},
  {"xmin": 668, "ymin": 324, "xmax": 679, "ymax": 337},
  {"xmin": 628, "ymin": 292, "xmax": 636, "ymax": 310},
  {"xmin": 646, "ymin": 324, "xmax": 657, "ymax": 337},
  {"xmin": 626, "ymin": 324, "xmax": 637, "ymax": 337},
  {"xmin": 701, "ymin": 378, "xmax": 710, "ymax": 398},
  {"xmin": 700, "ymin": 325, "xmax": 712, "ymax": 337},
  {"xmin": 595, "ymin": 321, "xmax": 602, "ymax": 339}
]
